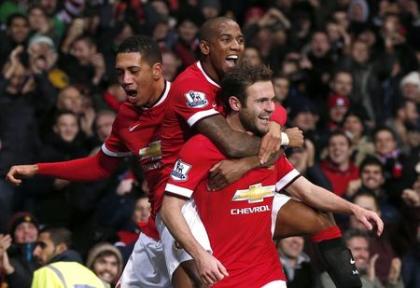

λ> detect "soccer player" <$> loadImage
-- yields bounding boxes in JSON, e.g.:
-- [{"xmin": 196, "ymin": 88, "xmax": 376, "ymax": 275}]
[
  {"xmin": 160, "ymin": 62, "xmax": 383, "ymax": 287},
  {"xmin": 6, "ymin": 35, "xmax": 173, "ymax": 287},
  {"xmin": 156, "ymin": 17, "xmax": 365, "ymax": 288}
]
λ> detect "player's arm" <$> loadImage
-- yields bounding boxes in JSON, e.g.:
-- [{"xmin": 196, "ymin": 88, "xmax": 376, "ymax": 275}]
[
  {"xmin": 6, "ymin": 151, "xmax": 120, "ymax": 186},
  {"xmin": 161, "ymin": 194, "xmax": 228, "ymax": 285},
  {"xmin": 284, "ymin": 177, "xmax": 384, "ymax": 236}
]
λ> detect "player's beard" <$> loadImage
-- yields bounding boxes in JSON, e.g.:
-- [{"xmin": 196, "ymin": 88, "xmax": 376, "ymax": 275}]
[{"xmin": 239, "ymin": 111, "xmax": 266, "ymax": 137}]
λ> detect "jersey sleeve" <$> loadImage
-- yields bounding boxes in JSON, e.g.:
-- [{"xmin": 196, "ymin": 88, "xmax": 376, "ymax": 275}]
[
  {"xmin": 275, "ymin": 155, "xmax": 301, "ymax": 191},
  {"xmin": 165, "ymin": 136, "xmax": 221, "ymax": 198},
  {"xmin": 172, "ymin": 83, "xmax": 219, "ymax": 127},
  {"xmin": 271, "ymin": 103, "xmax": 288, "ymax": 126}
]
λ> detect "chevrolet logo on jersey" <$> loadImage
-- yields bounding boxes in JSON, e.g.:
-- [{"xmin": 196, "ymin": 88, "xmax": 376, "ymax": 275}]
[
  {"xmin": 139, "ymin": 141, "xmax": 161, "ymax": 159},
  {"xmin": 232, "ymin": 184, "xmax": 276, "ymax": 203}
]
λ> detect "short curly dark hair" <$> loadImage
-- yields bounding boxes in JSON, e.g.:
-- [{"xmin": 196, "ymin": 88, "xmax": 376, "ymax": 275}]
[{"xmin": 117, "ymin": 35, "xmax": 162, "ymax": 65}]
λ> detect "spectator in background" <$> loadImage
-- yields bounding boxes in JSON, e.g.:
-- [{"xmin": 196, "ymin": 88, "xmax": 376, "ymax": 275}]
[
  {"xmin": 306, "ymin": 31, "xmax": 334, "ymax": 99},
  {"xmin": 27, "ymin": 5, "xmax": 51, "ymax": 36},
  {"xmin": 338, "ymin": 39, "xmax": 380, "ymax": 124},
  {"xmin": 0, "ymin": 212, "xmax": 40, "ymax": 288},
  {"xmin": 34, "ymin": 111, "xmax": 89, "ymax": 227},
  {"xmin": 59, "ymin": 32, "xmax": 106, "ymax": 88},
  {"xmin": 320, "ymin": 131, "xmax": 359, "ymax": 197},
  {"xmin": 242, "ymin": 46, "xmax": 263, "ymax": 67},
  {"xmin": 162, "ymin": 49, "xmax": 181, "ymax": 81},
  {"xmin": 272, "ymin": 73, "xmax": 290, "ymax": 104},
  {"xmin": 277, "ymin": 236, "xmax": 317, "ymax": 288},
  {"xmin": 199, "ymin": 0, "xmax": 221, "ymax": 20},
  {"xmin": 348, "ymin": 157, "xmax": 401, "ymax": 226},
  {"xmin": 94, "ymin": 110, "xmax": 116, "ymax": 144},
  {"xmin": 349, "ymin": 191, "xmax": 403, "ymax": 286},
  {"xmin": 31, "ymin": 227, "xmax": 106, "ymax": 288},
  {"xmin": 342, "ymin": 111, "xmax": 375, "ymax": 166},
  {"xmin": 116, "ymin": 193, "xmax": 151, "ymax": 247},
  {"xmin": 400, "ymin": 71, "xmax": 420, "ymax": 104},
  {"xmin": 173, "ymin": 15, "xmax": 200, "ymax": 70},
  {"xmin": 326, "ymin": 93, "xmax": 351, "ymax": 131},
  {"xmin": 372, "ymin": 126, "xmax": 415, "ymax": 204},
  {"xmin": 0, "ymin": 13, "xmax": 30, "ymax": 69},
  {"xmin": 86, "ymin": 243, "xmax": 123, "ymax": 287},
  {"xmin": 400, "ymin": 162, "xmax": 419, "ymax": 288},
  {"xmin": 387, "ymin": 100, "xmax": 419, "ymax": 153},
  {"xmin": 320, "ymin": 228, "xmax": 404, "ymax": 288}
]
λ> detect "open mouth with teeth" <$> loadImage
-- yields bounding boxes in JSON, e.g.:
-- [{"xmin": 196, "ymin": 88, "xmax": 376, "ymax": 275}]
[
  {"xmin": 125, "ymin": 89, "xmax": 137, "ymax": 98},
  {"xmin": 258, "ymin": 116, "xmax": 270, "ymax": 125},
  {"xmin": 225, "ymin": 55, "xmax": 239, "ymax": 67}
]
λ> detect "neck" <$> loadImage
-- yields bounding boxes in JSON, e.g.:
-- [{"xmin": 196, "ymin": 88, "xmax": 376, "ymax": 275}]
[
  {"xmin": 226, "ymin": 112, "xmax": 246, "ymax": 133},
  {"xmin": 337, "ymin": 161, "xmax": 350, "ymax": 171},
  {"xmin": 284, "ymin": 255, "xmax": 298, "ymax": 268},
  {"xmin": 200, "ymin": 59, "xmax": 221, "ymax": 83},
  {"xmin": 145, "ymin": 80, "xmax": 165, "ymax": 108}
]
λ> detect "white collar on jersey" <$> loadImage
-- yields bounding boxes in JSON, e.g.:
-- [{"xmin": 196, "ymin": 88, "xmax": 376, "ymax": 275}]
[
  {"xmin": 142, "ymin": 81, "xmax": 171, "ymax": 110},
  {"xmin": 196, "ymin": 61, "xmax": 221, "ymax": 88}
]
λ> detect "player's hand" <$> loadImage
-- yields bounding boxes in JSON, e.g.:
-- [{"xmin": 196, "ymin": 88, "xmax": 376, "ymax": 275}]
[
  {"xmin": 259, "ymin": 122, "xmax": 281, "ymax": 164},
  {"xmin": 195, "ymin": 251, "xmax": 228, "ymax": 286},
  {"xmin": 208, "ymin": 157, "xmax": 259, "ymax": 191},
  {"xmin": 351, "ymin": 205, "xmax": 384, "ymax": 236},
  {"xmin": 285, "ymin": 127, "xmax": 304, "ymax": 148},
  {"xmin": 5, "ymin": 165, "xmax": 38, "ymax": 186}
]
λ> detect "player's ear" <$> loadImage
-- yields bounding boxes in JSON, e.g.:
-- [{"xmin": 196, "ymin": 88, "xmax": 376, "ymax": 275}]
[
  {"xmin": 152, "ymin": 63, "xmax": 162, "ymax": 80},
  {"xmin": 229, "ymin": 96, "xmax": 241, "ymax": 111},
  {"xmin": 199, "ymin": 40, "xmax": 210, "ymax": 56}
]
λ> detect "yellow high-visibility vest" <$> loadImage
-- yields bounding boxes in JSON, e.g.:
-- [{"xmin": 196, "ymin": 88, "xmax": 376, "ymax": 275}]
[{"xmin": 31, "ymin": 261, "xmax": 109, "ymax": 288}]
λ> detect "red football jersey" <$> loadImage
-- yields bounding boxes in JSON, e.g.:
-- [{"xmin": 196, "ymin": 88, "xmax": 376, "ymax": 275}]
[
  {"xmin": 165, "ymin": 134, "xmax": 300, "ymax": 287},
  {"xmin": 156, "ymin": 61, "xmax": 288, "ymax": 214},
  {"xmin": 102, "ymin": 81, "xmax": 171, "ymax": 238}
]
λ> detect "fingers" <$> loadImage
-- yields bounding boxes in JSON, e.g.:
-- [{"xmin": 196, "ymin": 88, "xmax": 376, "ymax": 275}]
[
  {"xmin": 373, "ymin": 214, "xmax": 384, "ymax": 236},
  {"xmin": 217, "ymin": 260, "xmax": 229, "ymax": 277},
  {"xmin": 5, "ymin": 168, "xmax": 21, "ymax": 186},
  {"xmin": 209, "ymin": 162, "xmax": 222, "ymax": 172},
  {"xmin": 362, "ymin": 211, "xmax": 384, "ymax": 236},
  {"xmin": 207, "ymin": 174, "xmax": 226, "ymax": 191}
]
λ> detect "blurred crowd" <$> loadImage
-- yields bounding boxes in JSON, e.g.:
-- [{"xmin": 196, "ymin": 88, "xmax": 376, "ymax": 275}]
[{"xmin": 0, "ymin": 0, "xmax": 419, "ymax": 287}]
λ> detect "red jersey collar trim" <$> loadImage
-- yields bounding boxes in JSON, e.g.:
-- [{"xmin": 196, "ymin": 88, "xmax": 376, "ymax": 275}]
[
  {"xmin": 196, "ymin": 61, "xmax": 220, "ymax": 88},
  {"xmin": 142, "ymin": 81, "xmax": 171, "ymax": 110}
]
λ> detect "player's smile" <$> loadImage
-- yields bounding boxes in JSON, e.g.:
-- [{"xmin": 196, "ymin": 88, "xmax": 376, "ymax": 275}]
[{"xmin": 225, "ymin": 54, "xmax": 239, "ymax": 68}]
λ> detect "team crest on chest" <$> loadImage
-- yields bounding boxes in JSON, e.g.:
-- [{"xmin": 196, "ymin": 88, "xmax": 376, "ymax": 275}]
[
  {"xmin": 171, "ymin": 160, "xmax": 191, "ymax": 181},
  {"xmin": 185, "ymin": 91, "xmax": 208, "ymax": 108}
]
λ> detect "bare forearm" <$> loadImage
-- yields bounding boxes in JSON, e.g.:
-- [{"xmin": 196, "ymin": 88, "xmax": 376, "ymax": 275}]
[
  {"xmin": 196, "ymin": 115, "xmax": 260, "ymax": 158},
  {"xmin": 160, "ymin": 195, "xmax": 208, "ymax": 259},
  {"xmin": 287, "ymin": 177, "xmax": 356, "ymax": 215}
]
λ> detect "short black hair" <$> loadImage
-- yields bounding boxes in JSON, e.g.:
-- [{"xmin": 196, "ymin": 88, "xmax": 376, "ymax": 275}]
[
  {"xmin": 343, "ymin": 228, "xmax": 370, "ymax": 244},
  {"xmin": 6, "ymin": 13, "xmax": 28, "ymax": 28},
  {"xmin": 117, "ymin": 35, "xmax": 162, "ymax": 65},
  {"xmin": 351, "ymin": 190, "xmax": 380, "ymax": 210},
  {"xmin": 40, "ymin": 227, "xmax": 72, "ymax": 248},
  {"xmin": 220, "ymin": 62, "xmax": 272, "ymax": 112},
  {"xmin": 328, "ymin": 130, "xmax": 352, "ymax": 147},
  {"xmin": 198, "ymin": 17, "xmax": 237, "ymax": 42},
  {"xmin": 372, "ymin": 126, "xmax": 396, "ymax": 142},
  {"xmin": 359, "ymin": 156, "xmax": 384, "ymax": 174}
]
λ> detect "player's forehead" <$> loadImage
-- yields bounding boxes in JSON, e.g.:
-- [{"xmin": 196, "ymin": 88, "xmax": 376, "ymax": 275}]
[
  {"xmin": 213, "ymin": 20, "xmax": 242, "ymax": 38},
  {"xmin": 115, "ymin": 52, "xmax": 144, "ymax": 69},
  {"xmin": 246, "ymin": 81, "xmax": 274, "ymax": 99}
]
